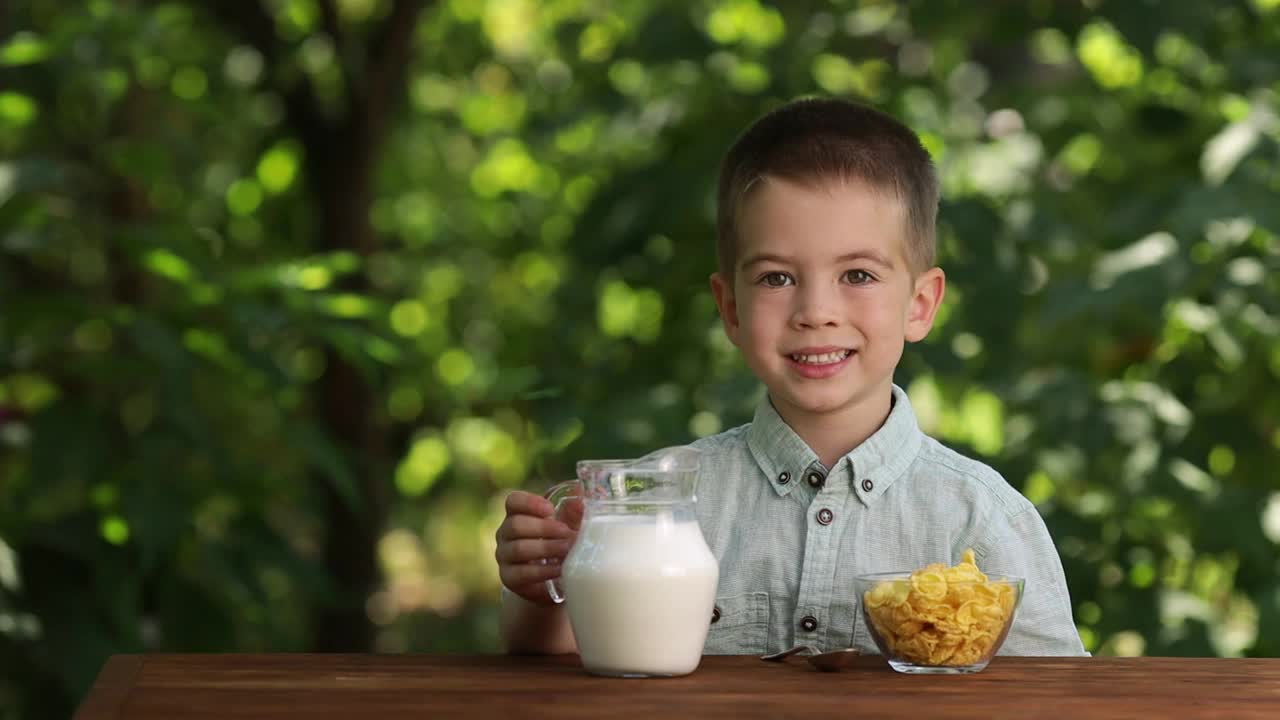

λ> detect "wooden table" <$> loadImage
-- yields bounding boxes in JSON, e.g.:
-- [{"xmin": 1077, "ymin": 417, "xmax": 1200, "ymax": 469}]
[{"xmin": 75, "ymin": 653, "xmax": 1280, "ymax": 719}]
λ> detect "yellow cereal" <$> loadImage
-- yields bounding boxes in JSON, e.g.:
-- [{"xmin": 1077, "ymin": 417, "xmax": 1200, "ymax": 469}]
[
  {"xmin": 910, "ymin": 570, "xmax": 949, "ymax": 600},
  {"xmin": 867, "ymin": 580, "xmax": 911, "ymax": 609},
  {"xmin": 955, "ymin": 600, "xmax": 983, "ymax": 627},
  {"xmin": 947, "ymin": 584, "xmax": 978, "ymax": 606},
  {"xmin": 862, "ymin": 549, "xmax": 1017, "ymax": 667}
]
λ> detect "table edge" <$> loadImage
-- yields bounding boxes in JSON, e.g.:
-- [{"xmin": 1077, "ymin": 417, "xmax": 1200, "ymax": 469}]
[{"xmin": 73, "ymin": 655, "xmax": 144, "ymax": 720}]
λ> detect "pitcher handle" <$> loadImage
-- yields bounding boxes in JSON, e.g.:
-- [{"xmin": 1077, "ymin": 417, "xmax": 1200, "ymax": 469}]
[{"xmin": 542, "ymin": 479, "xmax": 582, "ymax": 604}]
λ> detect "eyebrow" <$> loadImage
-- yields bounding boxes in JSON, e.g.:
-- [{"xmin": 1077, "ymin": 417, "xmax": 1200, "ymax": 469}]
[
  {"xmin": 739, "ymin": 250, "xmax": 896, "ymax": 270},
  {"xmin": 835, "ymin": 250, "xmax": 895, "ymax": 268}
]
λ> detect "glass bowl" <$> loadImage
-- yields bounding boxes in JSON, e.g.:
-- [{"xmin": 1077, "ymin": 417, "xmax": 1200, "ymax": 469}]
[{"xmin": 854, "ymin": 572, "xmax": 1024, "ymax": 674}]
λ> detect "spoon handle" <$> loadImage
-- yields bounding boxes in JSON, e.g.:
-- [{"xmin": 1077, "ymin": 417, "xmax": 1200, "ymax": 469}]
[{"xmin": 759, "ymin": 645, "xmax": 818, "ymax": 662}]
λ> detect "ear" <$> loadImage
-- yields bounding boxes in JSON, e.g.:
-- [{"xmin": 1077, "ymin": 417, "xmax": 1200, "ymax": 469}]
[
  {"xmin": 904, "ymin": 267, "xmax": 945, "ymax": 343},
  {"xmin": 709, "ymin": 272, "xmax": 741, "ymax": 346}
]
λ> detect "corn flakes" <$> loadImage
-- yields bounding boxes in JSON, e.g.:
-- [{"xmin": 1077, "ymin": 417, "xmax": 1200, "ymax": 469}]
[{"xmin": 862, "ymin": 549, "xmax": 1018, "ymax": 666}]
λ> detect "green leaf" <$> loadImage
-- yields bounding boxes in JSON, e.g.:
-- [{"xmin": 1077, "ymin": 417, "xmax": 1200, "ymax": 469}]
[{"xmin": 0, "ymin": 33, "xmax": 49, "ymax": 66}]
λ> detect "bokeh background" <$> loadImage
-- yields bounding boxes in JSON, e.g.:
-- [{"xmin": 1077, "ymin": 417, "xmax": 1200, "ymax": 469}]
[{"xmin": 3, "ymin": 0, "xmax": 1279, "ymax": 715}]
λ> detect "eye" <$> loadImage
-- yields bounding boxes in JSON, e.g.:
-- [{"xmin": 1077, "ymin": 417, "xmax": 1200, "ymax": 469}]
[
  {"xmin": 844, "ymin": 269, "xmax": 875, "ymax": 285},
  {"xmin": 758, "ymin": 272, "xmax": 794, "ymax": 288}
]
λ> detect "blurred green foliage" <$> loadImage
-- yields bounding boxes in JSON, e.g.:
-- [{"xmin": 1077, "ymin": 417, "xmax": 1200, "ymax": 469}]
[{"xmin": 2, "ymin": 0, "xmax": 1279, "ymax": 716}]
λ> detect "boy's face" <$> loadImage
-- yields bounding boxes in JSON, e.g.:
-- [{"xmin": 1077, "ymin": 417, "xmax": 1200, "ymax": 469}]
[{"xmin": 710, "ymin": 177, "xmax": 945, "ymax": 428}]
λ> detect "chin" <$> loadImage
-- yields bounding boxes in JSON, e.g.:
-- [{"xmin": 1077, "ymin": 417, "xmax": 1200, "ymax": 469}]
[
  {"xmin": 778, "ymin": 393, "xmax": 854, "ymax": 416},
  {"xmin": 783, "ymin": 381, "xmax": 888, "ymax": 414},
  {"xmin": 803, "ymin": 401, "xmax": 854, "ymax": 416}
]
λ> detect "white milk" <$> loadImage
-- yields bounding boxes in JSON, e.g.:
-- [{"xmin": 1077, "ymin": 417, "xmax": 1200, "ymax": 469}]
[{"xmin": 561, "ymin": 512, "xmax": 719, "ymax": 677}]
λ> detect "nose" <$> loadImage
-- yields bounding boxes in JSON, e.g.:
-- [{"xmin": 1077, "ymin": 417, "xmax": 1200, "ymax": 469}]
[{"xmin": 791, "ymin": 282, "xmax": 840, "ymax": 329}]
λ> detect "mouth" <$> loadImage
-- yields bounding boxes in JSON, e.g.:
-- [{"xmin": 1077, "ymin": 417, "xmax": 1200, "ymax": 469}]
[
  {"xmin": 784, "ymin": 347, "xmax": 855, "ymax": 380},
  {"xmin": 787, "ymin": 349, "xmax": 853, "ymax": 366}
]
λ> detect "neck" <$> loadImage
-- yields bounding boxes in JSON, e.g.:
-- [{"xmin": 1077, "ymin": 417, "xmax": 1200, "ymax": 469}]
[{"xmin": 771, "ymin": 386, "xmax": 894, "ymax": 469}]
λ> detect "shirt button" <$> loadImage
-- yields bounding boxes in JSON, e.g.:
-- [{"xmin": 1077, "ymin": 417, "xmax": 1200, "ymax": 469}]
[
  {"xmin": 711, "ymin": 606, "xmax": 721, "ymax": 624},
  {"xmin": 806, "ymin": 472, "xmax": 824, "ymax": 489},
  {"xmin": 862, "ymin": 478, "xmax": 874, "ymax": 492},
  {"xmin": 778, "ymin": 471, "xmax": 791, "ymax": 485},
  {"xmin": 817, "ymin": 508, "xmax": 834, "ymax": 525},
  {"xmin": 800, "ymin": 616, "xmax": 819, "ymax": 632}
]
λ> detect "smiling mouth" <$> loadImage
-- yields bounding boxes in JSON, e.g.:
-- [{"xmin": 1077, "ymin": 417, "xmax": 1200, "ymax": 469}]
[{"xmin": 789, "ymin": 350, "xmax": 853, "ymax": 365}]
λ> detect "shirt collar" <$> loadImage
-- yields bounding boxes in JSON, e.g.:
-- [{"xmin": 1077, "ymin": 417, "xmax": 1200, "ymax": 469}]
[{"xmin": 746, "ymin": 384, "xmax": 923, "ymax": 505}]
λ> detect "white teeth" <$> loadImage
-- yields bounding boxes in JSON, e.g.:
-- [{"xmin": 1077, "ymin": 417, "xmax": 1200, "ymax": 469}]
[{"xmin": 790, "ymin": 350, "xmax": 851, "ymax": 365}]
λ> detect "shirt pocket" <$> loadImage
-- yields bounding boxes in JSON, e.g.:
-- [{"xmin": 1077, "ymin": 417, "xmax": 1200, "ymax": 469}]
[{"xmin": 703, "ymin": 592, "xmax": 770, "ymax": 655}]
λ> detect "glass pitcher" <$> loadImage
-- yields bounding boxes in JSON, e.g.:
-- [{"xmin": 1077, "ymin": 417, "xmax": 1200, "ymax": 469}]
[{"xmin": 543, "ymin": 447, "xmax": 719, "ymax": 678}]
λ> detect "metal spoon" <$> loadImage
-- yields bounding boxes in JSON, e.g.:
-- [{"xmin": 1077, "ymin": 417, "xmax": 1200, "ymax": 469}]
[{"xmin": 760, "ymin": 644, "xmax": 861, "ymax": 672}]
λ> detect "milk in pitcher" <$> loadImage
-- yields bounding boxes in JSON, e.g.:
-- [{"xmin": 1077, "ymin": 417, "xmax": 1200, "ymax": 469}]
[{"xmin": 560, "ymin": 512, "xmax": 719, "ymax": 677}]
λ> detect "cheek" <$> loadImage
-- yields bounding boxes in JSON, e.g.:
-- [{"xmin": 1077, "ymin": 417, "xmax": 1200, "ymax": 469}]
[
  {"xmin": 852, "ymin": 296, "xmax": 910, "ymax": 336},
  {"xmin": 740, "ymin": 296, "xmax": 785, "ymax": 332}
]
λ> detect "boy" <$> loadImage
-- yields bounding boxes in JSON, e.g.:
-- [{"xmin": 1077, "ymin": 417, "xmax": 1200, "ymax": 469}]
[{"xmin": 495, "ymin": 98, "xmax": 1086, "ymax": 657}]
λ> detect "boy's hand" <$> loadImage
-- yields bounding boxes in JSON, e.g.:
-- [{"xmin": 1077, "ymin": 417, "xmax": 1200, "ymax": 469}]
[{"xmin": 494, "ymin": 490, "xmax": 581, "ymax": 605}]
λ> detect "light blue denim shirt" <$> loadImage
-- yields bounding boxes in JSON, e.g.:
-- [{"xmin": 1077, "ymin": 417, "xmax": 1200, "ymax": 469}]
[{"xmin": 691, "ymin": 384, "xmax": 1086, "ymax": 657}]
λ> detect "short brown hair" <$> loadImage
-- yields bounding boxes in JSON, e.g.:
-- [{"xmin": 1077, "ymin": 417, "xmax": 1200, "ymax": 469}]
[{"xmin": 716, "ymin": 97, "xmax": 939, "ymax": 277}]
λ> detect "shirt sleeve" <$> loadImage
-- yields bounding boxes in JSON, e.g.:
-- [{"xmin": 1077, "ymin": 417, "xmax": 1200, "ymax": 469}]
[{"xmin": 975, "ymin": 505, "xmax": 1088, "ymax": 656}]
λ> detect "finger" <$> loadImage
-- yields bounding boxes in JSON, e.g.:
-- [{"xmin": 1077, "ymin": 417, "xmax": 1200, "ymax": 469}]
[
  {"xmin": 497, "ymin": 538, "xmax": 574, "ymax": 565},
  {"xmin": 505, "ymin": 491, "xmax": 554, "ymax": 518},
  {"xmin": 556, "ymin": 498, "xmax": 586, "ymax": 530},
  {"xmin": 498, "ymin": 514, "xmax": 576, "ymax": 541},
  {"xmin": 500, "ymin": 560, "xmax": 563, "ymax": 589},
  {"xmin": 508, "ymin": 581, "xmax": 559, "ymax": 606}
]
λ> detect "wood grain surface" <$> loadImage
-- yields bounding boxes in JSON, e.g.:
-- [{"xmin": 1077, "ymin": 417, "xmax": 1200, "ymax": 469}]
[{"xmin": 74, "ymin": 653, "xmax": 1280, "ymax": 719}]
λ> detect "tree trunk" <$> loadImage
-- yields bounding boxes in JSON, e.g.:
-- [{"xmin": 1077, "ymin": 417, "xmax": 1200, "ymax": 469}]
[
  {"xmin": 310, "ymin": 135, "xmax": 383, "ymax": 652},
  {"xmin": 304, "ymin": 0, "xmax": 425, "ymax": 652},
  {"xmin": 198, "ymin": 0, "xmax": 425, "ymax": 652}
]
